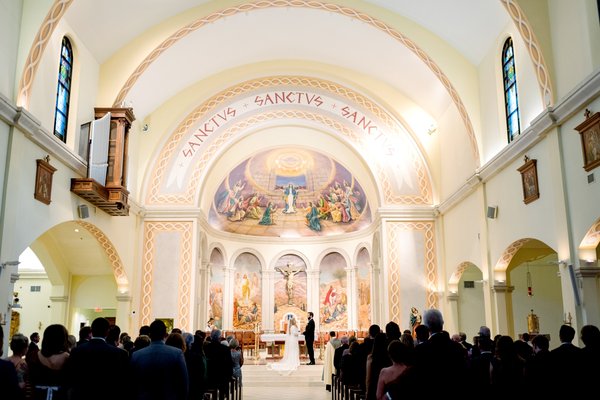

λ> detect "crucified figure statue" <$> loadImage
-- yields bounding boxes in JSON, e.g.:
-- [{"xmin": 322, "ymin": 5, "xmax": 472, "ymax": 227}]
[{"xmin": 275, "ymin": 263, "xmax": 303, "ymax": 305}]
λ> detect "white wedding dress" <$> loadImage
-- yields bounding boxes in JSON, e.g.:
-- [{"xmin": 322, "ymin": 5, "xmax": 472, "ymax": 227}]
[{"xmin": 266, "ymin": 325, "xmax": 301, "ymax": 375}]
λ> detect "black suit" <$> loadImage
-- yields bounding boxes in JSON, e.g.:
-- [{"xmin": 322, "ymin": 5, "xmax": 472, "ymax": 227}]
[
  {"xmin": 303, "ymin": 317, "xmax": 316, "ymax": 364},
  {"xmin": 65, "ymin": 338, "xmax": 130, "ymax": 400}
]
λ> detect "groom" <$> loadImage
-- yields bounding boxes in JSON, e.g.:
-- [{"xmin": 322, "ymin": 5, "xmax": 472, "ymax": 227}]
[{"xmin": 303, "ymin": 311, "xmax": 316, "ymax": 365}]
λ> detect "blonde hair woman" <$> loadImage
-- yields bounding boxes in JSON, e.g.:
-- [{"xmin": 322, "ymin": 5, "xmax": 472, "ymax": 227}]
[{"xmin": 266, "ymin": 316, "xmax": 301, "ymax": 375}]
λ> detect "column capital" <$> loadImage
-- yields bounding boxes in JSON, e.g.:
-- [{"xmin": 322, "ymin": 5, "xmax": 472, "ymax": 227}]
[
  {"xmin": 447, "ymin": 292, "xmax": 459, "ymax": 301},
  {"xmin": 492, "ymin": 283, "xmax": 515, "ymax": 293},
  {"xmin": 49, "ymin": 296, "xmax": 69, "ymax": 302},
  {"xmin": 116, "ymin": 294, "xmax": 132, "ymax": 302},
  {"xmin": 10, "ymin": 273, "xmax": 20, "ymax": 283},
  {"xmin": 575, "ymin": 266, "xmax": 600, "ymax": 278}
]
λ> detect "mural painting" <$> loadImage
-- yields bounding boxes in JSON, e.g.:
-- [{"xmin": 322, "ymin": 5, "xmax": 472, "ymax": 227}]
[
  {"xmin": 232, "ymin": 253, "xmax": 262, "ymax": 330},
  {"xmin": 273, "ymin": 254, "xmax": 307, "ymax": 332},
  {"xmin": 357, "ymin": 248, "xmax": 371, "ymax": 331},
  {"xmin": 209, "ymin": 147, "xmax": 371, "ymax": 236},
  {"xmin": 319, "ymin": 252, "xmax": 348, "ymax": 330},
  {"xmin": 208, "ymin": 249, "xmax": 225, "ymax": 330}
]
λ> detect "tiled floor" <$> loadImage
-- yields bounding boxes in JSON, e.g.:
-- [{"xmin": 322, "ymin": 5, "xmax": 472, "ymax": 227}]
[{"xmin": 242, "ymin": 362, "xmax": 331, "ymax": 400}]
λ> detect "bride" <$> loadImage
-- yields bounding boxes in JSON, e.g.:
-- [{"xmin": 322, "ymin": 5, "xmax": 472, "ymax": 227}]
[{"xmin": 266, "ymin": 317, "xmax": 301, "ymax": 375}]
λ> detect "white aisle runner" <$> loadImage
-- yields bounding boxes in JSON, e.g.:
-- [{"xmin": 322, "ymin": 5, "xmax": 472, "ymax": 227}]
[{"xmin": 242, "ymin": 363, "xmax": 330, "ymax": 400}]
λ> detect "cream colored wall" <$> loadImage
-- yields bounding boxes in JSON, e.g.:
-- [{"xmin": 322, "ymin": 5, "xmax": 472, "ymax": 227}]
[
  {"xmin": 440, "ymin": 192, "xmax": 486, "ymax": 276},
  {"xmin": 456, "ymin": 266, "xmax": 485, "ymax": 340},
  {"xmin": 70, "ymin": 275, "xmax": 117, "ymax": 332},
  {"xmin": 548, "ymin": 0, "xmax": 600, "ymax": 99},
  {"xmin": 13, "ymin": 272, "xmax": 53, "ymax": 337},
  {"xmin": 0, "ymin": 0, "xmax": 22, "ymax": 97}
]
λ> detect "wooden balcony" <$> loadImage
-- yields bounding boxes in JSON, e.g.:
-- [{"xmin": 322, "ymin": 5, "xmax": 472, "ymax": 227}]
[{"xmin": 71, "ymin": 178, "xmax": 129, "ymax": 216}]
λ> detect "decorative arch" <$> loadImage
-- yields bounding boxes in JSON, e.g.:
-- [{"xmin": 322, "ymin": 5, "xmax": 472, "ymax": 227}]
[
  {"xmin": 448, "ymin": 261, "xmax": 482, "ymax": 292},
  {"xmin": 494, "ymin": 238, "xmax": 557, "ymax": 281},
  {"xmin": 229, "ymin": 247, "xmax": 267, "ymax": 269},
  {"xmin": 314, "ymin": 248, "xmax": 352, "ymax": 269},
  {"xmin": 353, "ymin": 243, "xmax": 372, "ymax": 265},
  {"xmin": 208, "ymin": 243, "xmax": 227, "ymax": 266},
  {"xmin": 270, "ymin": 250, "xmax": 311, "ymax": 271},
  {"xmin": 579, "ymin": 217, "xmax": 600, "ymax": 262},
  {"xmin": 76, "ymin": 220, "xmax": 128, "ymax": 292}
]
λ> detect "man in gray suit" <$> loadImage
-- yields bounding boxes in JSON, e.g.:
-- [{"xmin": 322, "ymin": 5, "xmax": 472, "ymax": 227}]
[{"xmin": 130, "ymin": 319, "xmax": 189, "ymax": 399}]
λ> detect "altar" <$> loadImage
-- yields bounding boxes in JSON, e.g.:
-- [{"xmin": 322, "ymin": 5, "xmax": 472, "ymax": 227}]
[{"xmin": 260, "ymin": 333, "xmax": 306, "ymax": 358}]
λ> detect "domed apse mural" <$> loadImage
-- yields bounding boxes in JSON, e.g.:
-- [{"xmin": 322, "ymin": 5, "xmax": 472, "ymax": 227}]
[{"xmin": 209, "ymin": 147, "xmax": 371, "ymax": 237}]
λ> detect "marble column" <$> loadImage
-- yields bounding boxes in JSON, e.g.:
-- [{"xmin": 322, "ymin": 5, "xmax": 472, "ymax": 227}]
[
  {"xmin": 263, "ymin": 269, "xmax": 276, "ymax": 332},
  {"xmin": 492, "ymin": 281, "xmax": 515, "ymax": 337},
  {"xmin": 197, "ymin": 261, "xmax": 211, "ymax": 331},
  {"xmin": 115, "ymin": 293, "xmax": 132, "ymax": 333},
  {"xmin": 223, "ymin": 266, "xmax": 235, "ymax": 330},
  {"xmin": 347, "ymin": 265, "xmax": 358, "ymax": 330},
  {"xmin": 576, "ymin": 263, "xmax": 600, "ymax": 327}
]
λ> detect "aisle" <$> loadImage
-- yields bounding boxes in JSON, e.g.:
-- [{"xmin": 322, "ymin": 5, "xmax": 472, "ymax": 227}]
[{"xmin": 242, "ymin": 363, "xmax": 330, "ymax": 400}]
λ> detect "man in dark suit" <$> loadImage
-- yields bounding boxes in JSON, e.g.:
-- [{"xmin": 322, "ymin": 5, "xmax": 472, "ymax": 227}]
[
  {"xmin": 65, "ymin": 317, "xmax": 129, "ymax": 400},
  {"xmin": 130, "ymin": 319, "xmax": 189, "ymax": 400},
  {"xmin": 303, "ymin": 311, "xmax": 316, "ymax": 365}
]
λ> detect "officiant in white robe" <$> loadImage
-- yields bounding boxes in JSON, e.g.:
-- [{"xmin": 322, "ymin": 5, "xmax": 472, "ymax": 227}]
[{"xmin": 322, "ymin": 331, "xmax": 342, "ymax": 391}]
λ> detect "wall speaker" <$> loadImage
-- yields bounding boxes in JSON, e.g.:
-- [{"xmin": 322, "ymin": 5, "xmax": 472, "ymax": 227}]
[
  {"xmin": 486, "ymin": 206, "xmax": 498, "ymax": 219},
  {"xmin": 78, "ymin": 204, "xmax": 89, "ymax": 219}
]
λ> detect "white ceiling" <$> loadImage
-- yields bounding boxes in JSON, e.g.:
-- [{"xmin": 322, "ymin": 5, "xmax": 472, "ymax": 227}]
[
  {"xmin": 63, "ymin": 0, "xmax": 511, "ymax": 121},
  {"xmin": 65, "ymin": 0, "xmax": 509, "ymax": 66}
]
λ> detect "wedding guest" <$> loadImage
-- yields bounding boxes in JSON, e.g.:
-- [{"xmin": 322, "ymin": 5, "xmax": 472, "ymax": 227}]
[
  {"xmin": 7, "ymin": 333, "xmax": 31, "ymax": 398},
  {"xmin": 0, "ymin": 326, "xmax": 20, "ymax": 398},
  {"xmin": 65, "ymin": 317, "xmax": 129, "ymax": 400},
  {"xmin": 130, "ymin": 319, "xmax": 189, "ymax": 400},
  {"xmin": 28, "ymin": 324, "xmax": 70, "ymax": 400}
]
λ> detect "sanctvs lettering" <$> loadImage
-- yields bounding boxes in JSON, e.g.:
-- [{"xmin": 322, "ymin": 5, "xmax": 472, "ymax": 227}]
[
  {"xmin": 254, "ymin": 91, "xmax": 323, "ymax": 107},
  {"xmin": 182, "ymin": 107, "xmax": 236, "ymax": 157}
]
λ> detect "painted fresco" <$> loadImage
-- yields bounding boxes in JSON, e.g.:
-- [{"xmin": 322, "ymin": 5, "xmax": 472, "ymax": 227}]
[
  {"xmin": 357, "ymin": 248, "xmax": 372, "ymax": 330},
  {"xmin": 273, "ymin": 254, "xmax": 307, "ymax": 332},
  {"xmin": 319, "ymin": 252, "xmax": 348, "ymax": 330},
  {"xmin": 232, "ymin": 253, "xmax": 262, "ymax": 330},
  {"xmin": 209, "ymin": 148, "xmax": 371, "ymax": 237},
  {"xmin": 208, "ymin": 249, "xmax": 224, "ymax": 330}
]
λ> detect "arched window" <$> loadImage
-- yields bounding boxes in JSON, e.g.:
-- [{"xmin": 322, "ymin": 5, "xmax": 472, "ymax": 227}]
[
  {"xmin": 53, "ymin": 36, "xmax": 73, "ymax": 142},
  {"xmin": 502, "ymin": 37, "xmax": 520, "ymax": 143}
]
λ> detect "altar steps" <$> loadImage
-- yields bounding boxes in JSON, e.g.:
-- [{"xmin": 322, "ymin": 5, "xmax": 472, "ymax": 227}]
[{"xmin": 242, "ymin": 363, "xmax": 330, "ymax": 400}]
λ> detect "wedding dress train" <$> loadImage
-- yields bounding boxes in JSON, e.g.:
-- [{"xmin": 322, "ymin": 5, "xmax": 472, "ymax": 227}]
[{"xmin": 266, "ymin": 325, "xmax": 301, "ymax": 375}]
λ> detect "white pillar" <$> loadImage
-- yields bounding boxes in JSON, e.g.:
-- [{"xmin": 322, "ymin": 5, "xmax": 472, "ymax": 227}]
[
  {"xmin": 263, "ymin": 269, "xmax": 275, "ymax": 332},
  {"xmin": 370, "ymin": 262, "xmax": 383, "ymax": 326},
  {"xmin": 49, "ymin": 295, "xmax": 69, "ymax": 326},
  {"xmin": 307, "ymin": 270, "xmax": 320, "ymax": 333},
  {"xmin": 576, "ymin": 264, "xmax": 600, "ymax": 327},
  {"xmin": 347, "ymin": 265, "xmax": 358, "ymax": 330},
  {"xmin": 492, "ymin": 282, "xmax": 515, "ymax": 336},
  {"xmin": 223, "ymin": 266, "xmax": 235, "ymax": 330},
  {"xmin": 115, "ymin": 293, "xmax": 132, "ymax": 334},
  {"xmin": 197, "ymin": 261, "xmax": 211, "ymax": 331}
]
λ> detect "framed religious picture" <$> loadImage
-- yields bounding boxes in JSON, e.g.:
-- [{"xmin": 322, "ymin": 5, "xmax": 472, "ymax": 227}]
[
  {"xmin": 574, "ymin": 109, "xmax": 600, "ymax": 172},
  {"xmin": 157, "ymin": 318, "xmax": 174, "ymax": 333},
  {"xmin": 517, "ymin": 156, "xmax": 539, "ymax": 204},
  {"xmin": 34, "ymin": 156, "xmax": 57, "ymax": 205}
]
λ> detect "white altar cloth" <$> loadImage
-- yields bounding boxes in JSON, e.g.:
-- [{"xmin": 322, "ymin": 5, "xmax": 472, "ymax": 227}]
[{"xmin": 260, "ymin": 333, "xmax": 305, "ymax": 342}]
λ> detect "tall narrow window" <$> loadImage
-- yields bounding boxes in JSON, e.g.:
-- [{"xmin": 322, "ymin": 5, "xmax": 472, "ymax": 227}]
[
  {"xmin": 502, "ymin": 37, "xmax": 520, "ymax": 142},
  {"xmin": 53, "ymin": 36, "xmax": 73, "ymax": 142}
]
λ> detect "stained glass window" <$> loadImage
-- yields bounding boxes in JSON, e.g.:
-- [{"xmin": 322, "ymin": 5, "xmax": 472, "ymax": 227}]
[
  {"xmin": 53, "ymin": 36, "xmax": 73, "ymax": 142},
  {"xmin": 502, "ymin": 37, "xmax": 520, "ymax": 143}
]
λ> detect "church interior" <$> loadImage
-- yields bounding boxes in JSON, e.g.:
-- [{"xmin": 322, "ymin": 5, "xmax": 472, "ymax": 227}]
[{"xmin": 1, "ymin": 0, "xmax": 599, "ymax": 357}]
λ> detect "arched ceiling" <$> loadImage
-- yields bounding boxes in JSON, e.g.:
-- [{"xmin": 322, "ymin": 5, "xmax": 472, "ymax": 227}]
[{"xmin": 60, "ymin": 0, "xmax": 511, "ymax": 125}]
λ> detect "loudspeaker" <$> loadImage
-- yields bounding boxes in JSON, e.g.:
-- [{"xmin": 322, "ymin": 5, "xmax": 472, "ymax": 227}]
[
  {"xmin": 486, "ymin": 206, "xmax": 498, "ymax": 219},
  {"xmin": 78, "ymin": 204, "xmax": 89, "ymax": 219}
]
